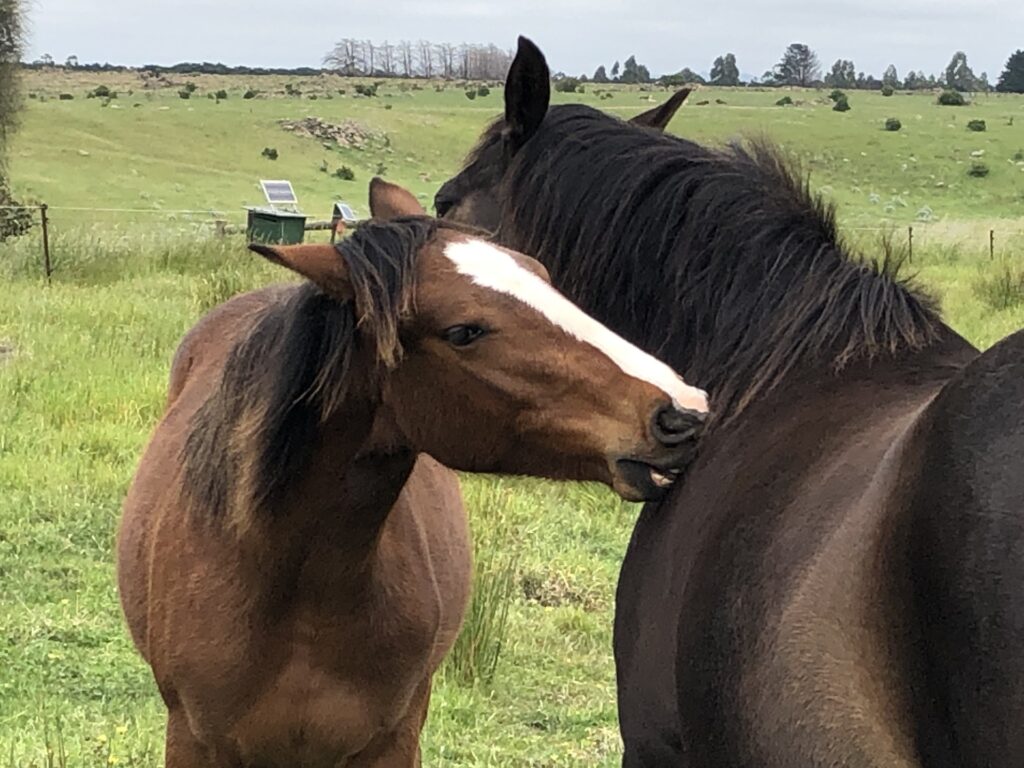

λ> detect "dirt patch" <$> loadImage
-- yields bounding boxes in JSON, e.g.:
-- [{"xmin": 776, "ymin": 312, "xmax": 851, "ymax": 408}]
[
  {"xmin": 521, "ymin": 571, "xmax": 606, "ymax": 612},
  {"xmin": 278, "ymin": 117, "xmax": 387, "ymax": 151}
]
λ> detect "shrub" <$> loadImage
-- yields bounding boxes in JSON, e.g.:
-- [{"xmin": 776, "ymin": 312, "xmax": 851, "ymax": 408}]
[
  {"xmin": 184, "ymin": 82, "xmax": 198, "ymax": 94},
  {"xmin": 938, "ymin": 90, "xmax": 966, "ymax": 106},
  {"xmin": 261, "ymin": 147, "xmax": 279, "ymax": 161},
  {"xmin": 0, "ymin": 183, "xmax": 33, "ymax": 243},
  {"xmin": 384, "ymin": 103, "xmax": 392, "ymax": 109},
  {"xmin": 465, "ymin": 90, "xmax": 477, "ymax": 100},
  {"xmin": 215, "ymin": 89, "xmax": 228, "ymax": 100},
  {"xmin": 885, "ymin": 117, "xmax": 902, "ymax": 131},
  {"xmin": 178, "ymin": 89, "xmax": 191, "ymax": 100},
  {"xmin": 354, "ymin": 83, "xmax": 378, "ymax": 97},
  {"xmin": 832, "ymin": 95, "xmax": 851, "ymax": 112},
  {"xmin": 776, "ymin": 95, "xmax": 793, "ymax": 106},
  {"xmin": 881, "ymin": 85, "xmax": 895, "ymax": 97},
  {"xmin": 1014, "ymin": 150, "xmax": 1024, "ymax": 162},
  {"xmin": 477, "ymin": 85, "xmax": 490, "ymax": 97},
  {"xmin": 973, "ymin": 263, "xmax": 1024, "ymax": 310},
  {"xmin": 89, "ymin": 85, "xmax": 111, "ymax": 98},
  {"xmin": 967, "ymin": 161, "xmax": 989, "ymax": 177},
  {"xmin": 335, "ymin": 166, "xmax": 355, "ymax": 180},
  {"xmin": 828, "ymin": 89, "xmax": 845, "ymax": 102},
  {"xmin": 554, "ymin": 77, "xmax": 581, "ymax": 93},
  {"xmin": 58, "ymin": 93, "xmax": 74, "ymax": 100},
  {"xmin": 967, "ymin": 119, "xmax": 986, "ymax": 132},
  {"xmin": 243, "ymin": 89, "xmax": 258, "ymax": 99}
]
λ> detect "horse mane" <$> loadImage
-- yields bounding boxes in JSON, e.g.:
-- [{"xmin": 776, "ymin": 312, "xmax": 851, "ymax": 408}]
[
  {"xmin": 184, "ymin": 217, "xmax": 438, "ymax": 522},
  {"xmin": 496, "ymin": 104, "xmax": 941, "ymax": 421}
]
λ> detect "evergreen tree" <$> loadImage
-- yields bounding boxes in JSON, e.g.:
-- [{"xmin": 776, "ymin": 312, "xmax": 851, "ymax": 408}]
[{"xmin": 996, "ymin": 50, "xmax": 1024, "ymax": 93}]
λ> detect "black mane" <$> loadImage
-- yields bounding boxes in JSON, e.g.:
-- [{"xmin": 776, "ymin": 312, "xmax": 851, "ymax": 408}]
[
  {"xmin": 495, "ymin": 104, "xmax": 940, "ymax": 420},
  {"xmin": 184, "ymin": 217, "xmax": 437, "ymax": 520}
]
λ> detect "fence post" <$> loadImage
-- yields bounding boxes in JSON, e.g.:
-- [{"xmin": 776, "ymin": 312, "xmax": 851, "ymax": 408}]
[
  {"xmin": 907, "ymin": 225, "xmax": 913, "ymax": 263},
  {"xmin": 40, "ymin": 203, "xmax": 52, "ymax": 283},
  {"xmin": 990, "ymin": 229, "xmax": 995, "ymax": 260}
]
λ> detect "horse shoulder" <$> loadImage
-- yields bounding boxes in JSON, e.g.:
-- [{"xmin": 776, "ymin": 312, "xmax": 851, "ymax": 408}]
[{"xmin": 902, "ymin": 328, "xmax": 1024, "ymax": 766}]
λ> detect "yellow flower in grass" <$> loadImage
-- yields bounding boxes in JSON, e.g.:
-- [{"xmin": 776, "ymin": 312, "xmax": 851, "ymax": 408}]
[
  {"xmin": 115, "ymin": 724, "xmax": 128, "ymax": 735},
  {"xmin": 108, "ymin": 755, "xmax": 120, "ymax": 765},
  {"xmin": 95, "ymin": 733, "xmax": 108, "ymax": 744}
]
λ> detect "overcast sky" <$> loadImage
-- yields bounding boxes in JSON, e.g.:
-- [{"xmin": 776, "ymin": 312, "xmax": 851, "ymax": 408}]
[{"xmin": 23, "ymin": 0, "xmax": 1023, "ymax": 81}]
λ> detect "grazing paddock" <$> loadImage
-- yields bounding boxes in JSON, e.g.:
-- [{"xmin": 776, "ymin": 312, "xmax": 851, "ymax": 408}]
[{"xmin": 1, "ymin": 71, "xmax": 1023, "ymax": 766}]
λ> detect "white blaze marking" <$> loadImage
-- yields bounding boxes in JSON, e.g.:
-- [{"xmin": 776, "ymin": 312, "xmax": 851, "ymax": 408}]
[{"xmin": 444, "ymin": 239, "xmax": 709, "ymax": 413}]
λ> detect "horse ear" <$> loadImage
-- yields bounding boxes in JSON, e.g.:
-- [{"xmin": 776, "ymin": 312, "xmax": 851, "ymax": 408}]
[
  {"xmin": 248, "ymin": 243, "xmax": 352, "ymax": 301},
  {"xmin": 504, "ymin": 36, "xmax": 550, "ymax": 154},
  {"xmin": 630, "ymin": 88, "xmax": 691, "ymax": 131},
  {"xmin": 369, "ymin": 177, "xmax": 426, "ymax": 220}
]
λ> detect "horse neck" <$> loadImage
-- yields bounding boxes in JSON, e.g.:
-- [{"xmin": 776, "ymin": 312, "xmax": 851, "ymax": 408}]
[{"xmin": 231, "ymin": 396, "xmax": 418, "ymax": 578}]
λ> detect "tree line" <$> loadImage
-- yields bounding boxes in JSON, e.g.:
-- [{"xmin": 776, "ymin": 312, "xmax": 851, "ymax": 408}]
[
  {"xmin": 586, "ymin": 45, "xmax": 1024, "ymax": 94},
  {"xmin": 323, "ymin": 40, "xmax": 514, "ymax": 81},
  {"xmin": 24, "ymin": 39, "xmax": 1024, "ymax": 95}
]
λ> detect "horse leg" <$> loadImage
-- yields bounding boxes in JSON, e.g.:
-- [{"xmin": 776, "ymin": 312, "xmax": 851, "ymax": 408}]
[
  {"xmin": 165, "ymin": 710, "xmax": 229, "ymax": 768},
  {"xmin": 349, "ymin": 678, "xmax": 433, "ymax": 768}
]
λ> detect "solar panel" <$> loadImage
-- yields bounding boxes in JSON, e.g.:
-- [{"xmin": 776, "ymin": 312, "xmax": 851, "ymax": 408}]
[
  {"xmin": 260, "ymin": 180, "xmax": 298, "ymax": 207},
  {"xmin": 333, "ymin": 202, "xmax": 357, "ymax": 223}
]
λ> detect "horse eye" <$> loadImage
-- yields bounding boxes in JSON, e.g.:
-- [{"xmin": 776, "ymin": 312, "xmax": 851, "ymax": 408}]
[{"xmin": 443, "ymin": 325, "xmax": 487, "ymax": 348}]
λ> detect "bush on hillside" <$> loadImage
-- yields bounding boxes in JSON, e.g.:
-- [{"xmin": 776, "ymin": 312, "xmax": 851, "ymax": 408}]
[{"xmin": 938, "ymin": 90, "xmax": 966, "ymax": 106}]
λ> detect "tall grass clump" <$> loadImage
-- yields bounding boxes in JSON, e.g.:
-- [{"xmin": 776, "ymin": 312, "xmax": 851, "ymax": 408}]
[
  {"xmin": 973, "ymin": 261, "xmax": 1024, "ymax": 310},
  {"xmin": 442, "ymin": 480, "xmax": 522, "ymax": 688}
]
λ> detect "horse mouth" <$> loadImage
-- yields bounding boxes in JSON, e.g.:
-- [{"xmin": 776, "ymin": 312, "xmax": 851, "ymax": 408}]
[{"xmin": 613, "ymin": 459, "xmax": 684, "ymax": 502}]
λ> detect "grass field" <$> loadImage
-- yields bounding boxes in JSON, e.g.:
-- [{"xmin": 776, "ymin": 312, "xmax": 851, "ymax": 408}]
[{"xmin": 1, "ymin": 70, "xmax": 1024, "ymax": 766}]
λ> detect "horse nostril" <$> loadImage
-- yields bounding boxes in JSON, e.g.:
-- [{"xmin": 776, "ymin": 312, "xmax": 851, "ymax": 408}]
[
  {"xmin": 653, "ymin": 405, "xmax": 705, "ymax": 446},
  {"xmin": 434, "ymin": 196, "xmax": 454, "ymax": 218}
]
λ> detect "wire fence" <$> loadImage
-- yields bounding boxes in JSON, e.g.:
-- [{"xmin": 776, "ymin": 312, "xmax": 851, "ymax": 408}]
[
  {"xmin": 0, "ymin": 203, "xmax": 351, "ymax": 281},
  {"xmin": 2, "ymin": 203, "xmax": 1023, "ymax": 282}
]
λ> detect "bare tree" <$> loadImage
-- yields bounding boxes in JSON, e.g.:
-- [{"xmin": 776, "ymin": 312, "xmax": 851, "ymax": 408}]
[
  {"xmin": 324, "ymin": 38, "xmax": 359, "ymax": 75},
  {"xmin": 398, "ymin": 40, "xmax": 414, "ymax": 77},
  {"xmin": 364, "ymin": 39, "xmax": 375, "ymax": 75},
  {"xmin": 381, "ymin": 40, "xmax": 396, "ymax": 77},
  {"xmin": 417, "ymin": 40, "xmax": 434, "ymax": 78}
]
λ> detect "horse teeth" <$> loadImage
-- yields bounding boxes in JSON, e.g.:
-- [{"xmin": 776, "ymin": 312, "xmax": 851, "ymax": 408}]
[{"xmin": 650, "ymin": 469, "xmax": 675, "ymax": 488}]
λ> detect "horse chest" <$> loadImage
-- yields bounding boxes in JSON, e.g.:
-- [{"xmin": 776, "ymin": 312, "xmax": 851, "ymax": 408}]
[{"xmin": 156, "ymin": 520, "xmax": 445, "ymax": 765}]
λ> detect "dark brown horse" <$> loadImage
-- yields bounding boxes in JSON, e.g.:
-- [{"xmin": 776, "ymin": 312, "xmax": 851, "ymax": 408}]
[
  {"xmin": 117, "ymin": 178, "xmax": 708, "ymax": 768},
  {"xmin": 438, "ymin": 37, "xmax": 1024, "ymax": 768}
]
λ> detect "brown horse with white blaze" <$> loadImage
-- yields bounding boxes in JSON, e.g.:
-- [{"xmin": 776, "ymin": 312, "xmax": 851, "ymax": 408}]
[{"xmin": 117, "ymin": 178, "xmax": 708, "ymax": 768}]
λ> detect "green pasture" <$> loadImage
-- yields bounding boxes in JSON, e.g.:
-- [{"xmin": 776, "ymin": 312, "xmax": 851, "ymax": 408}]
[{"xmin": 1, "ymin": 70, "xmax": 1023, "ymax": 766}]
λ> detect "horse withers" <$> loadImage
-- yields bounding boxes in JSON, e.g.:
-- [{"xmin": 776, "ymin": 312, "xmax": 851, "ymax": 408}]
[
  {"xmin": 117, "ymin": 178, "xmax": 708, "ymax": 768},
  {"xmin": 438, "ymin": 36, "xmax": 1024, "ymax": 768}
]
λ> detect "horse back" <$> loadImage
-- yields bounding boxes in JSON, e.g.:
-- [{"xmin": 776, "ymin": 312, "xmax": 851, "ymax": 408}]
[
  {"xmin": 118, "ymin": 285, "xmax": 295, "ymax": 657},
  {"xmin": 905, "ymin": 328, "xmax": 1024, "ymax": 767}
]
